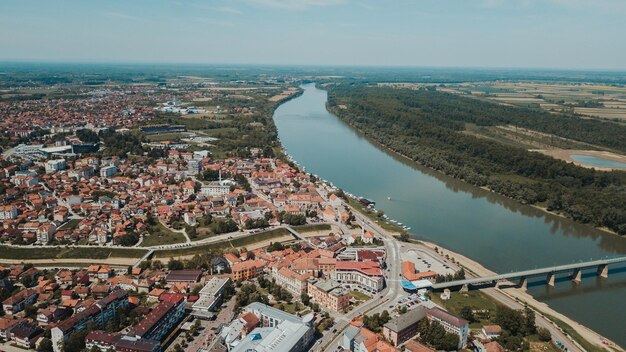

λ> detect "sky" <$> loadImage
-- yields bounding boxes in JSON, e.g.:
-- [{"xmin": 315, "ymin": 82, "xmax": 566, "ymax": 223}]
[{"xmin": 1, "ymin": 0, "xmax": 625, "ymax": 70}]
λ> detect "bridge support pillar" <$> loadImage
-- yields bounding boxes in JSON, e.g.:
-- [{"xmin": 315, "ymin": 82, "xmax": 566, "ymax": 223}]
[
  {"xmin": 597, "ymin": 264, "xmax": 608, "ymax": 278},
  {"xmin": 518, "ymin": 277, "xmax": 528, "ymax": 290},
  {"xmin": 460, "ymin": 284, "xmax": 469, "ymax": 292},
  {"xmin": 572, "ymin": 269, "xmax": 582, "ymax": 284},
  {"xmin": 546, "ymin": 272, "xmax": 555, "ymax": 287}
]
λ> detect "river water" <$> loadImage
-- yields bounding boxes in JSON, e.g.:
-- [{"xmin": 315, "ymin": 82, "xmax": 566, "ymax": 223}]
[{"xmin": 273, "ymin": 83, "xmax": 626, "ymax": 347}]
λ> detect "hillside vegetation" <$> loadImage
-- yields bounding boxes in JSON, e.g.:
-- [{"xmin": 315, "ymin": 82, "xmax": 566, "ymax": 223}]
[{"xmin": 327, "ymin": 85, "xmax": 626, "ymax": 235}]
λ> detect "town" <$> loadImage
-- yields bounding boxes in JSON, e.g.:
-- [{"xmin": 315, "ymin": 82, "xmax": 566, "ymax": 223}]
[{"xmin": 0, "ymin": 72, "xmax": 601, "ymax": 352}]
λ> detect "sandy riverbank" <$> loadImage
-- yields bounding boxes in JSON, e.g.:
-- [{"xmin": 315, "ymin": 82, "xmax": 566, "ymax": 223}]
[
  {"xmin": 419, "ymin": 241, "xmax": 624, "ymax": 352},
  {"xmin": 533, "ymin": 149, "xmax": 626, "ymax": 171}
]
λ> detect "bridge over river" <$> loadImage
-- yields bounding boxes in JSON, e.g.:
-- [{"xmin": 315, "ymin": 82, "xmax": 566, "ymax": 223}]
[{"xmin": 431, "ymin": 256, "xmax": 626, "ymax": 291}]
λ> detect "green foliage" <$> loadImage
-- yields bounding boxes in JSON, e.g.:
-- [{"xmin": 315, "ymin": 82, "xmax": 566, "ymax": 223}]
[
  {"xmin": 168, "ymin": 258, "xmax": 185, "ymax": 270},
  {"xmin": 236, "ymin": 283, "xmax": 269, "ymax": 307},
  {"xmin": 37, "ymin": 338, "xmax": 54, "ymax": 352},
  {"xmin": 278, "ymin": 211, "xmax": 307, "ymax": 226},
  {"xmin": 328, "ymin": 85, "xmax": 626, "ymax": 234},
  {"xmin": 419, "ymin": 319, "xmax": 460, "ymax": 351},
  {"xmin": 362, "ymin": 311, "xmax": 391, "ymax": 333},
  {"xmin": 76, "ymin": 129, "xmax": 100, "ymax": 143}
]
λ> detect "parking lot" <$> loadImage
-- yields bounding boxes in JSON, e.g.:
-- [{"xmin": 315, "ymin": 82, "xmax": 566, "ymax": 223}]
[{"xmin": 402, "ymin": 248, "xmax": 457, "ymax": 275}]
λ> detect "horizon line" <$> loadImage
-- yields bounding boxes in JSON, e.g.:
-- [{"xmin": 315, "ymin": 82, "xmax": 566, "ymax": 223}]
[{"xmin": 2, "ymin": 59, "xmax": 626, "ymax": 74}]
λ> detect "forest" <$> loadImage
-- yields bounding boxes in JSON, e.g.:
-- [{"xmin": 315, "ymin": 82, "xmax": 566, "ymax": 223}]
[{"xmin": 327, "ymin": 85, "xmax": 626, "ymax": 235}]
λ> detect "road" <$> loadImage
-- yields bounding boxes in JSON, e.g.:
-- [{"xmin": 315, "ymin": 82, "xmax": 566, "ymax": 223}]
[{"xmin": 317, "ymin": 209, "xmax": 403, "ymax": 352}]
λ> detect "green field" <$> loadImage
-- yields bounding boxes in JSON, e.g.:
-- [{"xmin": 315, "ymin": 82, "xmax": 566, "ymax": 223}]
[
  {"xmin": 349, "ymin": 290, "xmax": 372, "ymax": 301},
  {"xmin": 154, "ymin": 228, "xmax": 291, "ymax": 258},
  {"xmin": 430, "ymin": 290, "xmax": 502, "ymax": 327},
  {"xmin": 0, "ymin": 246, "xmax": 148, "ymax": 261},
  {"xmin": 140, "ymin": 222, "xmax": 187, "ymax": 247},
  {"xmin": 58, "ymin": 219, "xmax": 81, "ymax": 230},
  {"xmin": 146, "ymin": 132, "xmax": 182, "ymax": 142}
]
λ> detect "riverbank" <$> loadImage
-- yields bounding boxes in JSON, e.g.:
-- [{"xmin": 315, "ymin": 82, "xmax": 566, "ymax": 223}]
[
  {"xmin": 419, "ymin": 239, "xmax": 624, "ymax": 352},
  {"xmin": 273, "ymin": 83, "xmax": 626, "ymax": 347},
  {"xmin": 329, "ymin": 103, "xmax": 620, "ymax": 238},
  {"xmin": 340, "ymin": 194, "xmax": 620, "ymax": 351}
]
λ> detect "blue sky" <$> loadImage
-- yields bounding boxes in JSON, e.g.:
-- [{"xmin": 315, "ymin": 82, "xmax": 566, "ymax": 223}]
[{"xmin": 1, "ymin": 0, "xmax": 625, "ymax": 69}]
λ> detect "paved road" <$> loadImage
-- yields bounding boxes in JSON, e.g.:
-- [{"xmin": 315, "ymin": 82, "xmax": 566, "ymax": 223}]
[{"xmin": 318, "ymin": 210, "xmax": 403, "ymax": 352}]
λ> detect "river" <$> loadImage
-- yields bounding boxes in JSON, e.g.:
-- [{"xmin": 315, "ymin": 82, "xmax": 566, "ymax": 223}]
[{"xmin": 273, "ymin": 83, "xmax": 626, "ymax": 347}]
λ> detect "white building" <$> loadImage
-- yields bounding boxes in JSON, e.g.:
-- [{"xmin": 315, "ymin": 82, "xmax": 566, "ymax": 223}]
[
  {"xmin": 187, "ymin": 159, "xmax": 202, "ymax": 175},
  {"xmin": 0, "ymin": 205, "xmax": 18, "ymax": 220},
  {"xmin": 45, "ymin": 159, "xmax": 66, "ymax": 173},
  {"xmin": 201, "ymin": 180, "xmax": 233, "ymax": 197},
  {"xmin": 100, "ymin": 165, "xmax": 117, "ymax": 178}
]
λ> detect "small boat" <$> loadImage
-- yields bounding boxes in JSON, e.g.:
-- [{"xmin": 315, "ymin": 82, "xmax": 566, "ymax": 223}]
[{"xmin": 387, "ymin": 196, "xmax": 391, "ymax": 200}]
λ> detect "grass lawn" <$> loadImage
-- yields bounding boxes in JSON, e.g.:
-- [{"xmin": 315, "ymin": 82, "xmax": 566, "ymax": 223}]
[
  {"xmin": 349, "ymin": 290, "xmax": 372, "ymax": 301},
  {"xmin": 292, "ymin": 224, "xmax": 331, "ymax": 233},
  {"xmin": 58, "ymin": 218, "xmax": 81, "ymax": 230},
  {"xmin": 430, "ymin": 290, "xmax": 502, "ymax": 327},
  {"xmin": 140, "ymin": 222, "xmax": 187, "ymax": 247},
  {"xmin": 0, "ymin": 246, "xmax": 148, "ymax": 260},
  {"xmin": 154, "ymin": 228, "xmax": 291, "ymax": 258},
  {"xmin": 146, "ymin": 132, "xmax": 182, "ymax": 142}
]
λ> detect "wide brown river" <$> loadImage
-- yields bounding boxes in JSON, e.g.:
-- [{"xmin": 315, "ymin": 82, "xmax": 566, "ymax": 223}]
[{"xmin": 274, "ymin": 83, "xmax": 626, "ymax": 347}]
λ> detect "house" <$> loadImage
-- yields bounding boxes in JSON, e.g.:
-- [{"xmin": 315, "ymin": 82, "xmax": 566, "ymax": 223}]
[
  {"xmin": 382, "ymin": 306, "xmax": 428, "ymax": 346},
  {"xmin": 482, "ymin": 325, "xmax": 502, "ymax": 340},
  {"xmin": 273, "ymin": 267, "xmax": 310, "ymax": 295},
  {"xmin": 341, "ymin": 322, "xmax": 396, "ymax": 352},
  {"xmin": 2, "ymin": 289, "xmax": 38, "ymax": 315},
  {"xmin": 85, "ymin": 330, "xmax": 121, "ymax": 351},
  {"xmin": 126, "ymin": 294, "xmax": 185, "ymax": 342},
  {"xmin": 8, "ymin": 321, "xmax": 43, "ymax": 349},
  {"xmin": 306, "ymin": 279, "xmax": 350, "ymax": 312},
  {"xmin": 426, "ymin": 307, "xmax": 469, "ymax": 349},
  {"xmin": 51, "ymin": 290, "xmax": 129, "ymax": 352},
  {"xmin": 231, "ymin": 261, "xmax": 265, "ymax": 281}
]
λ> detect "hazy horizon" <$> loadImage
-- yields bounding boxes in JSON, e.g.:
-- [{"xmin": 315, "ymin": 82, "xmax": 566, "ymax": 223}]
[{"xmin": 2, "ymin": 0, "xmax": 626, "ymax": 70}]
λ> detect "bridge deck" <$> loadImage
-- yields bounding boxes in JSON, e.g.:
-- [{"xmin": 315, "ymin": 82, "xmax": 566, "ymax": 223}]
[{"xmin": 431, "ymin": 256, "xmax": 626, "ymax": 290}]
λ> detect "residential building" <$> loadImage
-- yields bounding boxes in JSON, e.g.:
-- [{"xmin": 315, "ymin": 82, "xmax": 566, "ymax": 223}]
[
  {"xmin": 272, "ymin": 267, "xmax": 310, "ymax": 295},
  {"xmin": 0, "ymin": 205, "xmax": 18, "ymax": 220},
  {"xmin": 382, "ymin": 306, "xmax": 428, "ymax": 346},
  {"xmin": 342, "ymin": 323, "xmax": 396, "ymax": 352},
  {"xmin": 51, "ymin": 289, "xmax": 129, "ymax": 352},
  {"xmin": 2, "ymin": 289, "xmax": 38, "ymax": 315},
  {"xmin": 45, "ymin": 159, "xmax": 66, "ymax": 173},
  {"xmin": 100, "ymin": 165, "xmax": 117, "ymax": 178},
  {"xmin": 426, "ymin": 307, "xmax": 469, "ymax": 349},
  {"xmin": 187, "ymin": 159, "xmax": 202, "ymax": 175},
  {"xmin": 231, "ymin": 260, "xmax": 264, "ymax": 281},
  {"xmin": 306, "ymin": 279, "xmax": 350, "ymax": 312},
  {"xmin": 126, "ymin": 294, "xmax": 185, "ymax": 342}
]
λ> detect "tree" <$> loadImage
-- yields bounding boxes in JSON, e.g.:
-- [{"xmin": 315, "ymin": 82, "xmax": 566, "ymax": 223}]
[
  {"xmin": 168, "ymin": 258, "xmax": 184, "ymax": 270},
  {"xmin": 523, "ymin": 305, "xmax": 537, "ymax": 335},
  {"xmin": 459, "ymin": 306, "xmax": 475, "ymax": 323},
  {"xmin": 301, "ymin": 292, "xmax": 311, "ymax": 306},
  {"xmin": 537, "ymin": 327, "xmax": 551, "ymax": 342},
  {"xmin": 495, "ymin": 306, "xmax": 523, "ymax": 336},
  {"xmin": 37, "ymin": 338, "xmax": 54, "ymax": 352}
]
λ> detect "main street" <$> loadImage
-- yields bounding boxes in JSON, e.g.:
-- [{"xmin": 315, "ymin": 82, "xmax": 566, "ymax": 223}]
[{"xmin": 317, "ymin": 208, "xmax": 403, "ymax": 352}]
